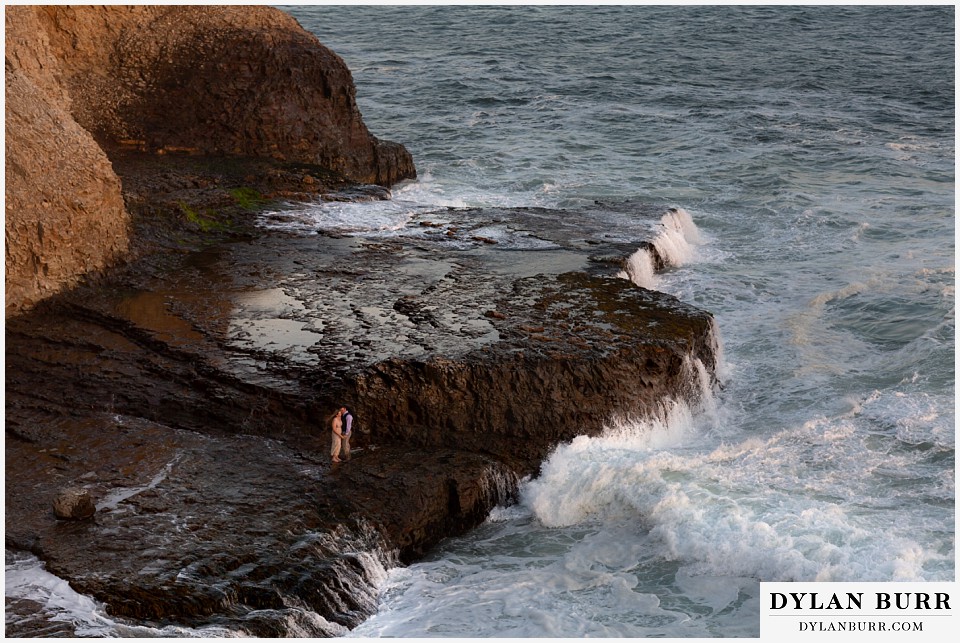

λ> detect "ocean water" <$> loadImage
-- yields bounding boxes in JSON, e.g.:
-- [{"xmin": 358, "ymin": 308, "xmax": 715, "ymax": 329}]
[
  {"xmin": 284, "ymin": 4, "xmax": 955, "ymax": 637},
  {"xmin": 6, "ymin": 5, "xmax": 953, "ymax": 638}
]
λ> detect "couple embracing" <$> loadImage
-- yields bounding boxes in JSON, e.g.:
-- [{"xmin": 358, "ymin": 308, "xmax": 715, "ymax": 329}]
[{"xmin": 329, "ymin": 406, "xmax": 353, "ymax": 463}]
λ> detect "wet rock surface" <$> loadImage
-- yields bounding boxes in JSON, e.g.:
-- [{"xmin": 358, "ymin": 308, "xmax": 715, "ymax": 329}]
[{"xmin": 5, "ymin": 187, "xmax": 716, "ymax": 634}]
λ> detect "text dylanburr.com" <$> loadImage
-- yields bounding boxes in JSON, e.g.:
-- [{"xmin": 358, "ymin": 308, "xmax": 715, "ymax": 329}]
[{"xmin": 761, "ymin": 582, "xmax": 955, "ymax": 639}]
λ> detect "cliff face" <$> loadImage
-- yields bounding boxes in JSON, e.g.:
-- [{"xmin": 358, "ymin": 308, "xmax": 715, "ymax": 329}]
[
  {"xmin": 33, "ymin": 6, "xmax": 415, "ymax": 184},
  {"xmin": 5, "ymin": 6, "xmax": 130, "ymax": 317},
  {"xmin": 4, "ymin": 5, "xmax": 416, "ymax": 316}
]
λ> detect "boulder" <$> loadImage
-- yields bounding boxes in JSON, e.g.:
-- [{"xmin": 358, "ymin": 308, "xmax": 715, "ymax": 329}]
[{"xmin": 53, "ymin": 487, "xmax": 96, "ymax": 520}]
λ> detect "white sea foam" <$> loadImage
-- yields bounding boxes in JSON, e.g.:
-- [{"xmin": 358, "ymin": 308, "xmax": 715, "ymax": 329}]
[
  {"xmin": 4, "ymin": 551, "xmax": 240, "ymax": 637},
  {"xmin": 655, "ymin": 206, "xmax": 702, "ymax": 262},
  {"xmin": 348, "ymin": 514, "xmax": 759, "ymax": 638},
  {"xmin": 259, "ymin": 197, "xmax": 418, "ymax": 236},
  {"xmin": 858, "ymin": 388, "xmax": 955, "ymax": 451},
  {"xmin": 528, "ymin": 355, "xmax": 717, "ymax": 528},
  {"xmin": 520, "ymin": 398, "xmax": 951, "ymax": 584},
  {"xmin": 617, "ymin": 207, "xmax": 703, "ymax": 290},
  {"xmin": 617, "ymin": 247, "xmax": 658, "ymax": 289},
  {"xmin": 257, "ymin": 170, "xmax": 554, "ymax": 237}
]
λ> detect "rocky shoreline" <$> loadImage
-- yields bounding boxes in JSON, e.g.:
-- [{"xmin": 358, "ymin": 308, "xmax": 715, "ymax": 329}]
[
  {"xmin": 6, "ymin": 5, "xmax": 719, "ymax": 636},
  {"xmin": 6, "ymin": 156, "xmax": 718, "ymax": 634}
]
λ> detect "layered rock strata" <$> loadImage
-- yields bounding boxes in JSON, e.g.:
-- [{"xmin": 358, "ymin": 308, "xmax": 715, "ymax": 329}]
[
  {"xmin": 5, "ymin": 193, "xmax": 718, "ymax": 635},
  {"xmin": 5, "ymin": 5, "xmax": 415, "ymax": 316}
]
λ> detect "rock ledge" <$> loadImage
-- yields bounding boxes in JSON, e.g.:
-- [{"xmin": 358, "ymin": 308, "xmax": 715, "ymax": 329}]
[{"xmin": 6, "ymin": 198, "xmax": 718, "ymax": 636}]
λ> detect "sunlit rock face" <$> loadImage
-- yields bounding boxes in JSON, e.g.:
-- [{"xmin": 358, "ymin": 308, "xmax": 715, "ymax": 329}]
[{"xmin": 5, "ymin": 5, "xmax": 415, "ymax": 316}]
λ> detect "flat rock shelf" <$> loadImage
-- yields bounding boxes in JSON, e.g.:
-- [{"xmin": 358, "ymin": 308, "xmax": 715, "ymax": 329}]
[{"xmin": 5, "ymin": 199, "xmax": 718, "ymax": 636}]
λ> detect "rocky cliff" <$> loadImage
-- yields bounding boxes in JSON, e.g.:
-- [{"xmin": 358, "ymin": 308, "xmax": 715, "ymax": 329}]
[
  {"xmin": 5, "ymin": 6, "xmax": 130, "ymax": 316},
  {"xmin": 4, "ymin": 5, "xmax": 416, "ymax": 316}
]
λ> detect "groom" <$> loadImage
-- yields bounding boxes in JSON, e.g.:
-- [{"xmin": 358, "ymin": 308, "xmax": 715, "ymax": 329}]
[{"xmin": 338, "ymin": 406, "xmax": 354, "ymax": 461}]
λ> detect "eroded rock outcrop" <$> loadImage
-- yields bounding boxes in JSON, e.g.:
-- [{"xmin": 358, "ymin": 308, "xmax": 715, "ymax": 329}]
[
  {"xmin": 5, "ymin": 197, "xmax": 717, "ymax": 635},
  {"xmin": 5, "ymin": 8, "xmax": 716, "ymax": 636},
  {"xmin": 34, "ymin": 6, "xmax": 415, "ymax": 184},
  {"xmin": 351, "ymin": 272, "xmax": 715, "ymax": 470},
  {"xmin": 4, "ymin": 5, "xmax": 415, "ymax": 316},
  {"xmin": 5, "ymin": 6, "xmax": 130, "ymax": 316}
]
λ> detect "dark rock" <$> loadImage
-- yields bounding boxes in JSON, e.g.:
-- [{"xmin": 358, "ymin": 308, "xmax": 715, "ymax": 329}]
[
  {"xmin": 53, "ymin": 487, "xmax": 96, "ymax": 520},
  {"xmin": 5, "ymin": 199, "xmax": 717, "ymax": 635}
]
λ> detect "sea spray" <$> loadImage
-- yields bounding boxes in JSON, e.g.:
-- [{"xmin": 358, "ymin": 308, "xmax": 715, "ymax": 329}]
[
  {"xmin": 527, "ymin": 349, "xmax": 719, "ymax": 529},
  {"xmin": 617, "ymin": 207, "xmax": 702, "ymax": 290},
  {"xmin": 524, "ymin": 401, "xmax": 699, "ymax": 528},
  {"xmin": 518, "ymin": 310, "xmax": 949, "ymax": 584},
  {"xmin": 480, "ymin": 463, "xmax": 523, "ymax": 508},
  {"xmin": 655, "ymin": 207, "xmax": 701, "ymax": 264},
  {"xmin": 521, "ymin": 394, "xmax": 950, "ymax": 585},
  {"xmin": 617, "ymin": 246, "xmax": 658, "ymax": 290}
]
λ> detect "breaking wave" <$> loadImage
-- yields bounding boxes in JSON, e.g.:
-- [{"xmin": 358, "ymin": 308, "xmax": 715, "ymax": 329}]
[{"xmin": 617, "ymin": 207, "xmax": 703, "ymax": 290}]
